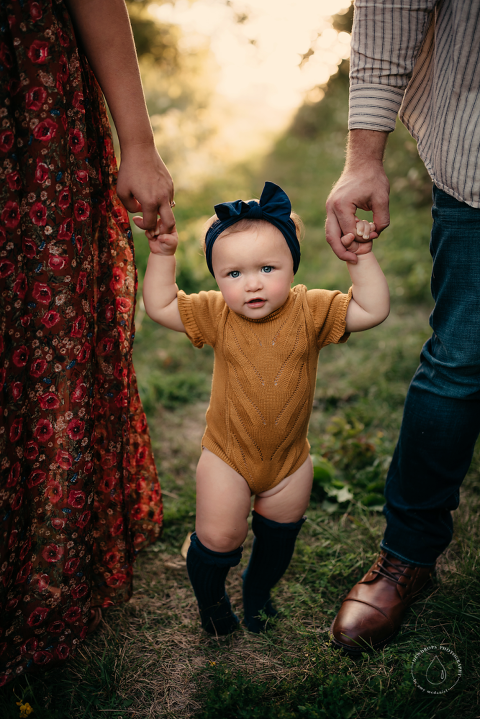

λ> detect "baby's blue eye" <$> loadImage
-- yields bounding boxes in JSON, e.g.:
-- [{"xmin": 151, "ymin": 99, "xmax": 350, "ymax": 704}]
[
  {"xmin": 229, "ymin": 270, "xmax": 240, "ymax": 278},
  {"xmin": 262, "ymin": 266, "xmax": 273, "ymax": 273}
]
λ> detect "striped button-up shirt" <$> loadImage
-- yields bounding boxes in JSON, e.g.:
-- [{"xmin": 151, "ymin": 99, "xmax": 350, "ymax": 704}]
[{"xmin": 348, "ymin": 0, "xmax": 480, "ymax": 208}]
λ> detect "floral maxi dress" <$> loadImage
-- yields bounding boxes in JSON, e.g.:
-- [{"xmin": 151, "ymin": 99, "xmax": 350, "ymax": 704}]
[{"xmin": 0, "ymin": 0, "xmax": 162, "ymax": 684}]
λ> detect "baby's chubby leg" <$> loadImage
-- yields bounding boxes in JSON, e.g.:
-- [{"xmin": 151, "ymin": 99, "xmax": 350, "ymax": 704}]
[
  {"xmin": 187, "ymin": 449, "xmax": 251, "ymax": 636},
  {"xmin": 243, "ymin": 456, "xmax": 313, "ymax": 633}
]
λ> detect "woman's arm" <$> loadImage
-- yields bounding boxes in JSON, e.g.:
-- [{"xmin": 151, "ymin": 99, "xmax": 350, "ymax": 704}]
[
  {"xmin": 343, "ymin": 221, "xmax": 390, "ymax": 332},
  {"xmin": 142, "ymin": 229, "xmax": 185, "ymax": 332},
  {"xmin": 65, "ymin": 0, "xmax": 175, "ymax": 234}
]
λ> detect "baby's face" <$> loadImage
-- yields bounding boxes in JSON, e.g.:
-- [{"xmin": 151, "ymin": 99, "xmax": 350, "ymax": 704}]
[{"xmin": 212, "ymin": 223, "xmax": 294, "ymax": 319}]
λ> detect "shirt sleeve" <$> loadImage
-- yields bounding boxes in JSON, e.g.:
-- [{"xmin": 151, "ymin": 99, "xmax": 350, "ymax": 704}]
[
  {"xmin": 349, "ymin": 0, "xmax": 437, "ymax": 132},
  {"xmin": 306, "ymin": 288, "xmax": 353, "ymax": 349},
  {"xmin": 177, "ymin": 290, "xmax": 225, "ymax": 348}
]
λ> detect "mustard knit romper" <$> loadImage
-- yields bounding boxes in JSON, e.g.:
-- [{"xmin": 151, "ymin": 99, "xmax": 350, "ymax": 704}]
[{"xmin": 177, "ymin": 284, "xmax": 352, "ymax": 494}]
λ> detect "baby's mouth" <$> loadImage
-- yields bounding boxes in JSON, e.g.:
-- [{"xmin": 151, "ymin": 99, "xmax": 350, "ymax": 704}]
[{"xmin": 247, "ymin": 297, "xmax": 266, "ymax": 306}]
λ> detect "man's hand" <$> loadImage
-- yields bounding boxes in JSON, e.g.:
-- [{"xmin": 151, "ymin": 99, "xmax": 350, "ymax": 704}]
[
  {"xmin": 117, "ymin": 142, "xmax": 175, "ymax": 235},
  {"xmin": 325, "ymin": 129, "xmax": 390, "ymax": 263}
]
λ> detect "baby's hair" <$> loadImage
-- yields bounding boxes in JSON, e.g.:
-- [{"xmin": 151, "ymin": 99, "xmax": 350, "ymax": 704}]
[{"xmin": 202, "ymin": 201, "xmax": 304, "ymax": 253}]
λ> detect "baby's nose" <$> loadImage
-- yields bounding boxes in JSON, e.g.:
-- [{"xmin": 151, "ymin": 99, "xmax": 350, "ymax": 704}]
[{"xmin": 245, "ymin": 274, "xmax": 262, "ymax": 290}]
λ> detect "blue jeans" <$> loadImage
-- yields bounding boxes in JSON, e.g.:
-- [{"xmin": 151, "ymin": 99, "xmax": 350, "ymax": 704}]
[{"xmin": 381, "ymin": 186, "xmax": 480, "ymax": 566}]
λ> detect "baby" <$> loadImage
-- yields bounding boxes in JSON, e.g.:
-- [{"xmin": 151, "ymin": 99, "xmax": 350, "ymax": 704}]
[{"xmin": 142, "ymin": 182, "xmax": 389, "ymax": 635}]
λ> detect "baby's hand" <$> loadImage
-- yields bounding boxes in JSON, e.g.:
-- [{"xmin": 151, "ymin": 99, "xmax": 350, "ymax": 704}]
[
  {"xmin": 134, "ymin": 215, "xmax": 179, "ymax": 256},
  {"xmin": 341, "ymin": 218, "xmax": 376, "ymax": 256}
]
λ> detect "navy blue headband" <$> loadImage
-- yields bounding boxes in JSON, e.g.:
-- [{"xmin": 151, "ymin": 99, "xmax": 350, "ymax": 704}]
[{"xmin": 205, "ymin": 181, "xmax": 300, "ymax": 277}]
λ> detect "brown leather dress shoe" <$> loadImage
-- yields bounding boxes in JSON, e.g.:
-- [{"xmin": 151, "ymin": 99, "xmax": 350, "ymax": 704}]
[{"xmin": 330, "ymin": 551, "xmax": 434, "ymax": 653}]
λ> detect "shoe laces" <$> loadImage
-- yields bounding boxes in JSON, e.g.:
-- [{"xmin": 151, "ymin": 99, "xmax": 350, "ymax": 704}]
[{"xmin": 372, "ymin": 554, "xmax": 412, "ymax": 586}]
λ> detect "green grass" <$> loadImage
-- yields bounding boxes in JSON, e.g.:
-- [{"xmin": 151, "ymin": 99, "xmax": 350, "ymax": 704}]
[{"xmin": 2, "ymin": 63, "xmax": 480, "ymax": 718}]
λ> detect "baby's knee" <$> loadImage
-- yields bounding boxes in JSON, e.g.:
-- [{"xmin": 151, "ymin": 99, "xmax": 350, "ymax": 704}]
[{"xmin": 197, "ymin": 527, "xmax": 247, "ymax": 554}]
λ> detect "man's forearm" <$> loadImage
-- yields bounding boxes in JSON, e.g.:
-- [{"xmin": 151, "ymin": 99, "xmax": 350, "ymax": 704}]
[
  {"xmin": 346, "ymin": 130, "xmax": 389, "ymax": 168},
  {"xmin": 65, "ymin": 0, "xmax": 153, "ymax": 150}
]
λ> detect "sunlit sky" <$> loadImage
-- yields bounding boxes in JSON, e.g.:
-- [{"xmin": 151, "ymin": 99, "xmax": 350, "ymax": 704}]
[{"xmin": 151, "ymin": 0, "xmax": 351, "ymax": 111}]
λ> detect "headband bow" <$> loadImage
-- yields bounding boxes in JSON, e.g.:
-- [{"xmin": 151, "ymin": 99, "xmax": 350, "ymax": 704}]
[{"xmin": 205, "ymin": 181, "xmax": 300, "ymax": 277}]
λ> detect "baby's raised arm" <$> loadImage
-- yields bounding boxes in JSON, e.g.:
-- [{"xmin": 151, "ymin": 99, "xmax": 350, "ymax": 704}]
[
  {"xmin": 343, "ymin": 220, "xmax": 390, "ymax": 332},
  {"xmin": 142, "ymin": 222, "xmax": 186, "ymax": 332}
]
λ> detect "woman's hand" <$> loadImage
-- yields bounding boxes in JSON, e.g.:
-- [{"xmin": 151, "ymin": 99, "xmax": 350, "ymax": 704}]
[{"xmin": 117, "ymin": 142, "xmax": 175, "ymax": 234}]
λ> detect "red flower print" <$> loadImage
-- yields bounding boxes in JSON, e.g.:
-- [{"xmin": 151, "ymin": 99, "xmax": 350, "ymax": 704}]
[
  {"xmin": 57, "ymin": 217, "xmax": 73, "ymax": 240},
  {"xmin": 48, "ymin": 254, "xmax": 66, "ymax": 271},
  {"xmin": 110, "ymin": 268, "xmax": 125, "ymax": 291},
  {"xmin": 99, "ymin": 476, "xmax": 116, "ymax": 493},
  {"xmin": 76, "ymin": 510, "xmax": 91, "ymax": 529},
  {"xmin": 41, "ymin": 544, "xmax": 64, "ymax": 563},
  {"xmin": 64, "ymin": 606, "xmax": 81, "ymax": 624},
  {"xmin": 32, "ymin": 282, "xmax": 52, "ymax": 304},
  {"xmin": 136, "ymin": 413, "xmax": 147, "ymax": 433},
  {"xmin": 56, "ymin": 449, "xmax": 73, "ymax": 469},
  {"xmin": 58, "ymin": 187, "xmax": 71, "ymax": 210},
  {"xmin": 0, "ymin": 42, "xmax": 13, "ymax": 69},
  {"xmin": 27, "ymin": 39, "xmax": 49, "ymax": 64},
  {"xmin": 15, "ymin": 562, "xmax": 33, "ymax": 585},
  {"xmin": 76, "ymin": 271, "xmax": 87, "ymax": 294},
  {"xmin": 27, "ymin": 606, "xmax": 49, "ymax": 627},
  {"xmin": 118, "ymin": 327, "xmax": 125, "ymax": 342},
  {"xmin": 72, "ymin": 92, "xmax": 85, "ymax": 113},
  {"xmin": 74, "ymin": 200, "xmax": 90, "ymax": 221},
  {"xmin": 6, "ymin": 597, "xmax": 19, "ymax": 611},
  {"xmin": 24, "ymin": 440, "xmax": 39, "ymax": 460},
  {"xmin": 21, "ymin": 638, "xmax": 38, "ymax": 655},
  {"xmin": 13, "ymin": 273, "xmax": 27, "ymax": 298},
  {"xmin": 115, "ymin": 389, "xmax": 128, "ymax": 408},
  {"xmin": 2, "ymin": 567, "xmax": 13, "ymax": 587},
  {"xmin": 20, "ymin": 537, "xmax": 32, "ymax": 561},
  {"xmin": 114, "ymin": 363, "xmax": 128, "ymax": 381},
  {"xmin": 77, "ymin": 342, "xmax": 91, "ymax": 363},
  {"xmin": 136, "ymin": 477, "xmax": 146, "ymax": 492},
  {"xmin": 10, "ymin": 489, "xmax": 24, "ymax": 510},
  {"xmin": 68, "ymin": 489, "xmax": 85, "ymax": 509},
  {"xmin": 30, "ymin": 358, "xmax": 47, "ymax": 377},
  {"xmin": 63, "ymin": 557, "xmax": 80, "ymax": 576},
  {"xmin": 71, "ymin": 583, "xmax": 88, "ymax": 601},
  {"xmin": 101, "ymin": 452, "xmax": 116, "ymax": 469},
  {"xmin": 75, "ymin": 170, "xmax": 88, "ymax": 183},
  {"xmin": 58, "ymin": 53, "xmax": 69, "ymax": 81},
  {"xmin": 0, "ymin": 226, "xmax": 6, "ymax": 246},
  {"xmin": 112, "ymin": 205, "xmax": 128, "ymax": 225},
  {"xmin": 37, "ymin": 574, "xmax": 49, "ymax": 591},
  {"xmin": 33, "ymin": 118, "xmax": 57, "ymax": 142},
  {"xmin": 13, "ymin": 345, "xmax": 29, "ymax": 367},
  {"xmin": 69, "ymin": 128, "xmax": 85, "ymax": 154},
  {"xmin": 105, "ymin": 551, "xmax": 120, "ymax": 568},
  {"xmin": 30, "ymin": 2, "xmax": 43, "ymax": 21},
  {"xmin": 6, "ymin": 463, "xmax": 21, "ymax": 488},
  {"xmin": 57, "ymin": 26, "xmax": 70, "ymax": 47},
  {"xmin": 1, "ymin": 200, "xmax": 20, "ymax": 229},
  {"xmin": 34, "ymin": 160, "xmax": 49, "ymax": 183},
  {"xmin": 26, "ymin": 86, "xmax": 47, "ymax": 111},
  {"xmin": 6, "ymin": 171, "xmax": 22, "ymax": 191},
  {"xmin": 66, "ymin": 418, "xmax": 85, "ymax": 441},
  {"xmin": 131, "ymin": 504, "xmax": 148, "ymax": 521},
  {"xmin": 105, "ymin": 305, "xmax": 114, "ymax": 322},
  {"xmin": 27, "ymin": 469, "xmax": 46, "ymax": 488},
  {"xmin": 84, "ymin": 460, "xmax": 93, "ymax": 474},
  {"xmin": 0, "ymin": 260, "xmax": 15, "ymax": 278},
  {"xmin": 71, "ymin": 381, "xmax": 86, "ymax": 402},
  {"xmin": 70, "ymin": 315, "xmax": 86, "ymax": 338},
  {"xmin": 51, "ymin": 518, "xmax": 66, "ymax": 530},
  {"xmin": 22, "ymin": 237, "xmax": 37, "ymax": 258},
  {"xmin": 134, "ymin": 533, "xmax": 146, "ymax": 547},
  {"xmin": 39, "ymin": 391, "xmax": 60, "ymax": 410},
  {"xmin": 34, "ymin": 418, "xmax": 54, "ymax": 443},
  {"xmin": 106, "ymin": 572, "xmax": 127, "ymax": 588},
  {"xmin": 98, "ymin": 337, "xmax": 114, "ymax": 355},
  {"xmin": 48, "ymin": 620, "xmax": 65, "ymax": 634},
  {"xmin": 41, "ymin": 310, "xmax": 60, "ymax": 328},
  {"xmin": 56, "ymin": 644, "xmax": 70, "ymax": 661},
  {"xmin": 30, "ymin": 201, "xmax": 47, "ymax": 226},
  {"xmin": 45, "ymin": 481, "xmax": 62, "ymax": 504},
  {"xmin": 111, "ymin": 517, "xmax": 124, "ymax": 537},
  {"xmin": 9, "ymin": 418, "xmax": 23, "ymax": 442},
  {"xmin": 33, "ymin": 650, "xmax": 53, "ymax": 665},
  {"xmin": 116, "ymin": 297, "xmax": 132, "ymax": 313},
  {"xmin": 135, "ymin": 447, "xmax": 148, "ymax": 466},
  {"xmin": 11, "ymin": 381, "xmax": 23, "ymax": 400},
  {"xmin": 0, "ymin": 130, "xmax": 14, "ymax": 153}
]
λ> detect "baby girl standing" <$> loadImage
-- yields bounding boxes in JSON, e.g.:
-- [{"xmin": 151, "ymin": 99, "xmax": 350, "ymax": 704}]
[{"xmin": 142, "ymin": 182, "xmax": 389, "ymax": 635}]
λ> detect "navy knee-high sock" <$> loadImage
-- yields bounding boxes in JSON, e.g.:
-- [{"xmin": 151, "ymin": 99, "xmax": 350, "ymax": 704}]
[
  {"xmin": 243, "ymin": 511, "xmax": 305, "ymax": 633},
  {"xmin": 186, "ymin": 532, "xmax": 243, "ymax": 636}
]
